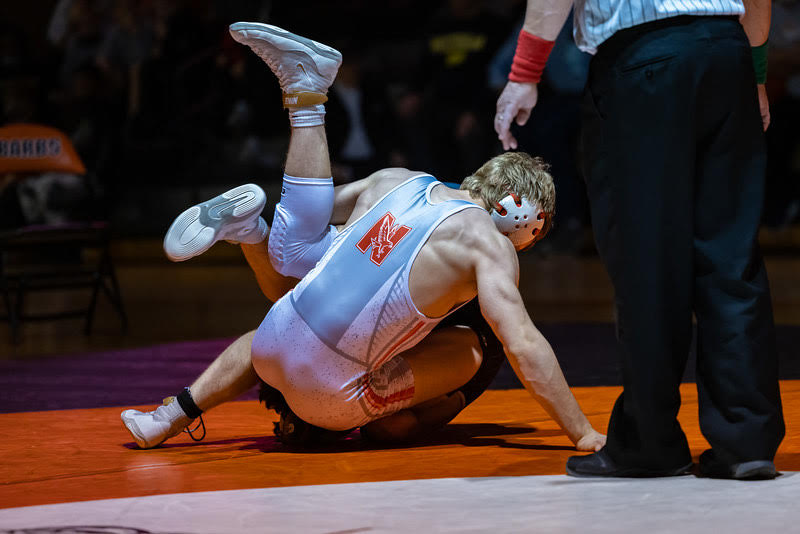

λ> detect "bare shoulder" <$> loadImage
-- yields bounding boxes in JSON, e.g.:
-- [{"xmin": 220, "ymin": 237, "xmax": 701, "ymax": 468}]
[
  {"xmin": 448, "ymin": 208, "xmax": 509, "ymax": 247},
  {"xmin": 368, "ymin": 167, "xmax": 427, "ymax": 189},
  {"xmin": 367, "ymin": 167, "xmax": 427, "ymax": 182},
  {"xmin": 358, "ymin": 168, "xmax": 429, "ymax": 203},
  {"xmin": 436, "ymin": 208, "xmax": 519, "ymax": 272}
]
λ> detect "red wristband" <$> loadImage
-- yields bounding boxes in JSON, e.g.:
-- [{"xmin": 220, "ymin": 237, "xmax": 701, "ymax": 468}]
[{"xmin": 509, "ymin": 30, "xmax": 555, "ymax": 84}]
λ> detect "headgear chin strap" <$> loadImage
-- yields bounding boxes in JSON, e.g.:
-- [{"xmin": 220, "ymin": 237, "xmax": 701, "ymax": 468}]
[{"xmin": 491, "ymin": 192, "xmax": 547, "ymax": 250}]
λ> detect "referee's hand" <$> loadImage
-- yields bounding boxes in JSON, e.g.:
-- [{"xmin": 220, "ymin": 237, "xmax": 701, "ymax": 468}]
[{"xmin": 494, "ymin": 81, "xmax": 539, "ymax": 151}]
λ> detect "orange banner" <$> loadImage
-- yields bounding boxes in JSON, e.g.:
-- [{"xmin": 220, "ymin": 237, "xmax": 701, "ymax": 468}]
[{"xmin": 0, "ymin": 123, "xmax": 86, "ymax": 175}]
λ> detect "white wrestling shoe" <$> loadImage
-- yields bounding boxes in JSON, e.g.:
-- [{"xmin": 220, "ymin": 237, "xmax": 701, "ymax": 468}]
[
  {"xmin": 121, "ymin": 397, "xmax": 194, "ymax": 449},
  {"xmin": 228, "ymin": 22, "xmax": 342, "ymax": 108},
  {"xmin": 163, "ymin": 184, "xmax": 267, "ymax": 262}
]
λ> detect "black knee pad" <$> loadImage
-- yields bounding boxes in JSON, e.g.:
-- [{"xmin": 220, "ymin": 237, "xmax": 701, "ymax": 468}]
[{"xmin": 436, "ymin": 298, "xmax": 505, "ymax": 406}]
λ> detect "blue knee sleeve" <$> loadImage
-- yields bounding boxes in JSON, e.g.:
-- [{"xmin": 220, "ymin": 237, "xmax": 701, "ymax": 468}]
[{"xmin": 268, "ymin": 174, "xmax": 337, "ymax": 278}]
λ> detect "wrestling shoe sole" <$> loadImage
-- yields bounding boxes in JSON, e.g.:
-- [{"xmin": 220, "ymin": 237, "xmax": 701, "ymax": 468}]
[
  {"xmin": 163, "ymin": 184, "xmax": 266, "ymax": 262},
  {"xmin": 228, "ymin": 22, "xmax": 341, "ymax": 65}
]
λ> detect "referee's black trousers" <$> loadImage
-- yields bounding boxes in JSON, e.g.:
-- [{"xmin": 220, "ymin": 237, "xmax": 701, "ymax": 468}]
[{"xmin": 580, "ymin": 15, "xmax": 785, "ymax": 470}]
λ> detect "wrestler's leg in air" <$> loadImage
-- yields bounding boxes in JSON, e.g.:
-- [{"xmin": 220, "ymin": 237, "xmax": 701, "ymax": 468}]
[
  {"xmin": 266, "ymin": 124, "xmax": 338, "ymax": 279},
  {"xmin": 122, "ymin": 23, "xmax": 345, "ymax": 449},
  {"xmin": 239, "ymin": 242, "xmax": 298, "ymax": 302},
  {"xmin": 237, "ymin": 123, "xmax": 332, "ymax": 299},
  {"xmin": 123, "ymin": 24, "xmax": 347, "ymax": 449}
]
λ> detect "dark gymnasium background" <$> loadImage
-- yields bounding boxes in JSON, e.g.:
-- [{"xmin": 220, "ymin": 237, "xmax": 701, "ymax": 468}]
[{"xmin": 0, "ymin": 1, "xmax": 799, "ymax": 531}]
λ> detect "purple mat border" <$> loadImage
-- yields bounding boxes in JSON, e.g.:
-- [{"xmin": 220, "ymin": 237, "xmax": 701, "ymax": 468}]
[
  {"xmin": 2, "ymin": 323, "xmax": 799, "ymax": 413},
  {"xmin": 0, "ymin": 337, "xmax": 260, "ymax": 414}
]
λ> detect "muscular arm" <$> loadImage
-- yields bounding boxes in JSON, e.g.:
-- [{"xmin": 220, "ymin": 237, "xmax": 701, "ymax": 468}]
[
  {"xmin": 474, "ymin": 235, "xmax": 604, "ymax": 450},
  {"xmin": 495, "ymin": 0, "xmax": 574, "ymax": 150}
]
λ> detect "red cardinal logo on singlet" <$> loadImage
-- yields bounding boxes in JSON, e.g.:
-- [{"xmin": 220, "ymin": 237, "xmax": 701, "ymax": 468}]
[{"xmin": 356, "ymin": 212, "xmax": 411, "ymax": 266}]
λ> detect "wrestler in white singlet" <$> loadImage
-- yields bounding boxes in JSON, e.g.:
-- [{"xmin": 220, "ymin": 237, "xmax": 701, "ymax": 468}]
[{"xmin": 251, "ymin": 174, "xmax": 484, "ymax": 430}]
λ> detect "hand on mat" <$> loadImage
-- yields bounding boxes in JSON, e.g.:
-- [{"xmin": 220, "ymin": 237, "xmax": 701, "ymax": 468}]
[
  {"xmin": 757, "ymin": 84, "xmax": 770, "ymax": 131},
  {"xmin": 575, "ymin": 428, "xmax": 606, "ymax": 452},
  {"xmin": 494, "ymin": 81, "xmax": 538, "ymax": 151}
]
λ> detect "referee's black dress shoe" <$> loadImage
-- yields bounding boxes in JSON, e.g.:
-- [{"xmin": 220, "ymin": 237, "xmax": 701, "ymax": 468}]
[
  {"xmin": 566, "ymin": 449, "xmax": 693, "ymax": 478},
  {"xmin": 698, "ymin": 450, "xmax": 778, "ymax": 480}
]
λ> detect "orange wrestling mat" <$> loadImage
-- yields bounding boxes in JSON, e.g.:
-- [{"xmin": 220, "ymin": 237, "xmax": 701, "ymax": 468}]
[{"xmin": 2, "ymin": 382, "xmax": 798, "ymax": 510}]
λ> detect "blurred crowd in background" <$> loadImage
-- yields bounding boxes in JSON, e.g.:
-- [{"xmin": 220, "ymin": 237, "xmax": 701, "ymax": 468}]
[{"xmin": 1, "ymin": 0, "xmax": 799, "ymax": 249}]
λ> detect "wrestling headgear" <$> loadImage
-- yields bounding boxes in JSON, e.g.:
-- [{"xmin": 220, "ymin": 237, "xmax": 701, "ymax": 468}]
[{"xmin": 491, "ymin": 192, "xmax": 548, "ymax": 250}]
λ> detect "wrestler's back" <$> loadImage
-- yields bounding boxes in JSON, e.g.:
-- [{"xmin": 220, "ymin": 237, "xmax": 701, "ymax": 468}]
[
  {"xmin": 284, "ymin": 171, "xmax": 495, "ymax": 372},
  {"xmin": 344, "ymin": 169, "xmax": 499, "ymax": 318}
]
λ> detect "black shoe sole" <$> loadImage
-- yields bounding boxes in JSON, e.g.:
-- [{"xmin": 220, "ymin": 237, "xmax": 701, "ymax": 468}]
[
  {"xmin": 566, "ymin": 462, "xmax": 694, "ymax": 478},
  {"xmin": 699, "ymin": 460, "xmax": 778, "ymax": 480}
]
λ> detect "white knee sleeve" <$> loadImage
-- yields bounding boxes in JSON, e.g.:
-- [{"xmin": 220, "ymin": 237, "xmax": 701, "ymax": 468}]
[{"xmin": 268, "ymin": 174, "xmax": 338, "ymax": 279}]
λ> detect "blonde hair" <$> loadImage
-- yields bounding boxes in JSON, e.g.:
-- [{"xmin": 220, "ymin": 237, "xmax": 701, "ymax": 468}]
[{"xmin": 461, "ymin": 152, "xmax": 555, "ymax": 238}]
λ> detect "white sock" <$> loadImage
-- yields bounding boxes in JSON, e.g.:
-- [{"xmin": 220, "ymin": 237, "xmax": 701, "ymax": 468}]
[
  {"xmin": 236, "ymin": 216, "xmax": 269, "ymax": 244},
  {"xmin": 224, "ymin": 216, "xmax": 268, "ymax": 245},
  {"xmin": 289, "ymin": 104, "xmax": 326, "ymax": 128},
  {"xmin": 282, "ymin": 174, "xmax": 334, "ymax": 186}
]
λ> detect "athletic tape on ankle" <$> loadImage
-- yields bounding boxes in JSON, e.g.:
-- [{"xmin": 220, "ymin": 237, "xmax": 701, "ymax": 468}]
[
  {"xmin": 509, "ymin": 30, "xmax": 555, "ymax": 84},
  {"xmin": 176, "ymin": 387, "xmax": 203, "ymax": 419},
  {"xmin": 283, "ymin": 92, "xmax": 328, "ymax": 108},
  {"xmin": 289, "ymin": 104, "xmax": 326, "ymax": 128}
]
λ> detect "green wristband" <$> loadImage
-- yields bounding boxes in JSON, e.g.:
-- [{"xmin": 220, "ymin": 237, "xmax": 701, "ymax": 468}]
[{"xmin": 752, "ymin": 40, "xmax": 768, "ymax": 85}]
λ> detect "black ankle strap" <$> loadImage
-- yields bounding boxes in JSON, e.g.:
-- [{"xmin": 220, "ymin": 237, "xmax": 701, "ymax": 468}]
[{"xmin": 176, "ymin": 387, "xmax": 203, "ymax": 419}]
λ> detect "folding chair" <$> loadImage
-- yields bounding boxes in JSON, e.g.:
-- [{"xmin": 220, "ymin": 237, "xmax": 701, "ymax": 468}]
[{"xmin": 0, "ymin": 123, "xmax": 127, "ymax": 343}]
